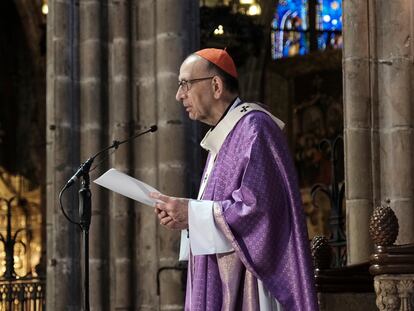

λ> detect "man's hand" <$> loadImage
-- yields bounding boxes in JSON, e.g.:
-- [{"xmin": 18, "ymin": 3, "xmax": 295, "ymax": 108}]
[{"xmin": 150, "ymin": 192, "xmax": 189, "ymax": 230}]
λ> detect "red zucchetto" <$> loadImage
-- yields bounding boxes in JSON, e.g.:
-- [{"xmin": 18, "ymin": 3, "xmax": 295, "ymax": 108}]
[{"xmin": 195, "ymin": 48, "xmax": 238, "ymax": 78}]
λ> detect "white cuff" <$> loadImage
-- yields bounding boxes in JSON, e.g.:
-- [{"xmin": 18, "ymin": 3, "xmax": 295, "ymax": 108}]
[
  {"xmin": 179, "ymin": 229, "xmax": 190, "ymax": 261},
  {"xmin": 188, "ymin": 200, "xmax": 233, "ymax": 255}
]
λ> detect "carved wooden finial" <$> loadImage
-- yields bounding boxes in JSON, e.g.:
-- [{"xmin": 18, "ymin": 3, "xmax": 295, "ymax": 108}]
[
  {"xmin": 311, "ymin": 235, "xmax": 332, "ymax": 270},
  {"xmin": 369, "ymin": 199, "xmax": 399, "ymax": 246}
]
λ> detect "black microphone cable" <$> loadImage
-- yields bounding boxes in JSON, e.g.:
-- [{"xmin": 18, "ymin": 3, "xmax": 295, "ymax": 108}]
[{"xmin": 59, "ymin": 187, "xmax": 81, "ymax": 227}]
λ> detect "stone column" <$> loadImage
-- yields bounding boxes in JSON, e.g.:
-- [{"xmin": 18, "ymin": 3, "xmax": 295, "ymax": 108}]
[
  {"xmin": 108, "ymin": 0, "xmax": 135, "ymax": 309},
  {"xmin": 78, "ymin": 0, "xmax": 109, "ymax": 310},
  {"xmin": 133, "ymin": 0, "xmax": 199, "ymax": 309},
  {"xmin": 343, "ymin": 0, "xmax": 374, "ymax": 264},
  {"xmin": 46, "ymin": 0, "xmax": 81, "ymax": 309},
  {"xmin": 133, "ymin": 0, "xmax": 159, "ymax": 308},
  {"xmin": 343, "ymin": 0, "xmax": 414, "ymax": 264},
  {"xmin": 375, "ymin": 0, "xmax": 414, "ymax": 245},
  {"xmin": 155, "ymin": 0, "xmax": 192, "ymax": 308}
]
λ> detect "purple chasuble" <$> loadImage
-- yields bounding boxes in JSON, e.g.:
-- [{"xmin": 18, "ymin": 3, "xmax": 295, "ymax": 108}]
[{"xmin": 185, "ymin": 110, "xmax": 318, "ymax": 311}]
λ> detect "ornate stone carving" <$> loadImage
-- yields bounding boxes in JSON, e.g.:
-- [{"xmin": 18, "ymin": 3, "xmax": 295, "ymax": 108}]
[
  {"xmin": 374, "ymin": 275, "xmax": 414, "ymax": 311},
  {"xmin": 397, "ymin": 280, "xmax": 414, "ymax": 311}
]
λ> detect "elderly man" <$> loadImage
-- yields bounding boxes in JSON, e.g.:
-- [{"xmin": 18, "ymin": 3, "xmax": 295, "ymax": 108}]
[{"xmin": 150, "ymin": 48, "xmax": 318, "ymax": 311}]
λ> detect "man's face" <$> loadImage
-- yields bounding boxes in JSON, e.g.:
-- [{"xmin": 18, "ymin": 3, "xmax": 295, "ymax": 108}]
[{"xmin": 176, "ymin": 56, "xmax": 215, "ymax": 125}]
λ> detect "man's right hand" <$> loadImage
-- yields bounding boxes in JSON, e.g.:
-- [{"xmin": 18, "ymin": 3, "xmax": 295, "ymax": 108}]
[{"xmin": 151, "ymin": 192, "xmax": 189, "ymax": 230}]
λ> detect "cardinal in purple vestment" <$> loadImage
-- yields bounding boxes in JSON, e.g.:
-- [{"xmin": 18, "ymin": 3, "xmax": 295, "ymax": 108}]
[{"xmin": 151, "ymin": 48, "xmax": 319, "ymax": 311}]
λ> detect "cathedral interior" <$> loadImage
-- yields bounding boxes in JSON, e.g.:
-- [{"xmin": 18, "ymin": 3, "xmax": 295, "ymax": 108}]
[{"xmin": 0, "ymin": 0, "xmax": 413, "ymax": 310}]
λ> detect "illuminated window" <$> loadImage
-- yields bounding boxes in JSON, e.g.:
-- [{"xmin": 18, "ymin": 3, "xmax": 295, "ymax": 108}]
[{"xmin": 272, "ymin": 0, "xmax": 342, "ymax": 59}]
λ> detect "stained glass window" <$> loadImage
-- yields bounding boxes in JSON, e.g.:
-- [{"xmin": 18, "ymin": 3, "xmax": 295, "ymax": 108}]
[
  {"xmin": 272, "ymin": 0, "xmax": 342, "ymax": 59},
  {"xmin": 317, "ymin": 0, "xmax": 342, "ymax": 50},
  {"xmin": 271, "ymin": 0, "xmax": 308, "ymax": 59}
]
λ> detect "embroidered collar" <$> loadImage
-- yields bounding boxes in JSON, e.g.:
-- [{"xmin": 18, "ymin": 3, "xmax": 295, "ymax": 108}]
[
  {"xmin": 200, "ymin": 100, "xmax": 285, "ymax": 155},
  {"xmin": 211, "ymin": 97, "xmax": 241, "ymax": 130}
]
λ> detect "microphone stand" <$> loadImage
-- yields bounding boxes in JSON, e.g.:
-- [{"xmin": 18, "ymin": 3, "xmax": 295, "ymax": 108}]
[
  {"xmin": 79, "ymin": 172, "xmax": 91, "ymax": 311},
  {"xmin": 59, "ymin": 125, "xmax": 157, "ymax": 311}
]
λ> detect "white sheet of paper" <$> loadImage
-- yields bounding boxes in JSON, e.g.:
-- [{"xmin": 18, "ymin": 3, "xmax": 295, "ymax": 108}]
[{"xmin": 93, "ymin": 168, "xmax": 160, "ymax": 207}]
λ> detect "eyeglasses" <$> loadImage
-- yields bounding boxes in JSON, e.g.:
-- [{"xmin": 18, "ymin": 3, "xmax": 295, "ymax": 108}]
[{"xmin": 178, "ymin": 76, "xmax": 215, "ymax": 92}]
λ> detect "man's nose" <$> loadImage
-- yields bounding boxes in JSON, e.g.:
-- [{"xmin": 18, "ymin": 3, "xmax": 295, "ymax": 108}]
[{"xmin": 176, "ymin": 87, "xmax": 185, "ymax": 102}]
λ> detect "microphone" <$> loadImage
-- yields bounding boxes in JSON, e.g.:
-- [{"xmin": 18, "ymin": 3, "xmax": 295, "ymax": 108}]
[
  {"xmin": 64, "ymin": 158, "xmax": 94, "ymax": 189},
  {"xmin": 63, "ymin": 125, "xmax": 157, "ymax": 190}
]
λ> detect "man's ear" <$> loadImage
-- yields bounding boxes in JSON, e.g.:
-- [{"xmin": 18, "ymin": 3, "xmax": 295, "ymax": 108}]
[{"xmin": 211, "ymin": 76, "xmax": 223, "ymax": 99}]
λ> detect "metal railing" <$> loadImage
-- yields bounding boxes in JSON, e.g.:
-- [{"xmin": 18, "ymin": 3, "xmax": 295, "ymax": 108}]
[
  {"xmin": 0, "ymin": 197, "xmax": 45, "ymax": 310},
  {"xmin": 0, "ymin": 278, "xmax": 45, "ymax": 311}
]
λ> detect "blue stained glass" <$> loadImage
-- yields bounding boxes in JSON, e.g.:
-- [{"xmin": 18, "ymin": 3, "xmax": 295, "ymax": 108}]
[
  {"xmin": 318, "ymin": 0, "xmax": 342, "ymax": 31},
  {"xmin": 274, "ymin": 0, "xmax": 308, "ymax": 30},
  {"xmin": 271, "ymin": 30, "xmax": 309, "ymax": 59},
  {"xmin": 272, "ymin": 0, "xmax": 343, "ymax": 59},
  {"xmin": 317, "ymin": 32, "xmax": 343, "ymax": 50},
  {"xmin": 273, "ymin": 0, "xmax": 309, "ymax": 59}
]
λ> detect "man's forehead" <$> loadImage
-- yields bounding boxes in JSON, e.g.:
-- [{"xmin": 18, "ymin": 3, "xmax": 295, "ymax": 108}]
[{"xmin": 179, "ymin": 56, "xmax": 209, "ymax": 79}]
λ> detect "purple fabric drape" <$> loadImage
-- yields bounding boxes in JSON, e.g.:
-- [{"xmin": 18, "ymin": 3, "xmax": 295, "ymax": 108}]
[{"xmin": 185, "ymin": 111, "xmax": 318, "ymax": 311}]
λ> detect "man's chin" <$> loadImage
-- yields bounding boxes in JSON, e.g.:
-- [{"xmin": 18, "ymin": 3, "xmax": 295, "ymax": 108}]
[{"xmin": 188, "ymin": 113, "xmax": 197, "ymax": 121}]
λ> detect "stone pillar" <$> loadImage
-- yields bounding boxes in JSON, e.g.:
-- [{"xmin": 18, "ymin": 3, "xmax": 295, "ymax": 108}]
[
  {"xmin": 133, "ymin": 0, "xmax": 198, "ymax": 309},
  {"xmin": 78, "ymin": 0, "xmax": 109, "ymax": 310},
  {"xmin": 343, "ymin": 0, "xmax": 414, "ymax": 264},
  {"xmin": 108, "ymin": 0, "xmax": 134, "ymax": 309},
  {"xmin": 375, "ymin": 0, "xmax": 414, "ymax": 245},
  {"xmin": 46, "ymin": 0, "xmax": 81, "ymax": 309},
  {"xmin": 133, "ymin": 0, "xmax": 159, "ymax": 308},
  {"xmin": 155, "ymin": 0, "xmax": 194, "ymax": 308},
  {"xmin": 343, "ymin": 0, "xmax": 374, "ymax": 264}
]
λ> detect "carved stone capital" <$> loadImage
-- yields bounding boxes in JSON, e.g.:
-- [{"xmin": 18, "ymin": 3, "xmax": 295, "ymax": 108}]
[{"xmin": 374, "ymin": 275, "xmax": 414, "ymax": 311}]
